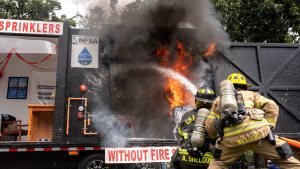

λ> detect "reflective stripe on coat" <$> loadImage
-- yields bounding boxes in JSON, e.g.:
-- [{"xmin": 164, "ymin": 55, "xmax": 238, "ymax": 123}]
[{"xmin": 205, "ymin": 90, "xmax": 279, "ymax": 147}]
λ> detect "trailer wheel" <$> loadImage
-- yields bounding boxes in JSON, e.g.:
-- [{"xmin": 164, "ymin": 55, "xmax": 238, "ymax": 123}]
[{"xmin": 78, "ymin": 154, "xmax": 116, "ymax": 169}]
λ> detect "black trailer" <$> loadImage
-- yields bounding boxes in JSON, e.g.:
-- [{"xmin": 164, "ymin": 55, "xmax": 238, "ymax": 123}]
[
  {"xmin": 0, "ymin": 20, "xmax": 300, "ymax": 169},
  {"xmin": 0, "ymin": 20, "xmax": 181, "ymax": 169}
]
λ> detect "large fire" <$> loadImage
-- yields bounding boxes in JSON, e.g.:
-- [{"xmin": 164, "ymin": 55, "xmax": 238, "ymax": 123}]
[
  {"xmin": 156, "ymin": 41, "xmax": 217, "ymax": 115},
  {"xmin": 155, "ymin": 41, "xmax": 193, "ymax": 115}
]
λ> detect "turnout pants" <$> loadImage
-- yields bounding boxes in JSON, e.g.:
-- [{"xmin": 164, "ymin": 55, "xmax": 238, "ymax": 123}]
[{"xmin": 208, "ymin": 137, "xmax": 300, "ymax": 169}]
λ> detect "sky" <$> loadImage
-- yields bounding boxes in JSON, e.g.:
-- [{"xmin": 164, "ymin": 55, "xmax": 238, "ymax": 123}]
[
  {"xmin": 56, "ymin": 0, "xmax": 86, "ymax": 18},
  {"xmin": 56, "ymin": 0, "xmax": 135, "ymax": 18}
]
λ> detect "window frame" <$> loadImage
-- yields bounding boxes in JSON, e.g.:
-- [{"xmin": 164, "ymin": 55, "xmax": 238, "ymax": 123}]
[{"xmin": 6, "ymin": 77, "xmax": 29, "ymax": 99}]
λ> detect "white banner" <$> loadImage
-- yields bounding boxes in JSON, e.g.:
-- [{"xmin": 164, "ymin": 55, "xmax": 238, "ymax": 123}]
[
  {"xmin": 31, "ymin": 71, "xmax": 56, "ymax": 104},
  {"xmin": 0, "ymin": 19, "xmax": 63, "ymax": 35},
  {"xmin": 0, "ymin": 37, "xmax": 57, "ymax": 54},
  {"xmin": 71, "ymin": 35, "xmax": 99, "ymax": 68},
  {"xmin": 105, "ymin": 146, "xmax": 177, "ymax": 164}
]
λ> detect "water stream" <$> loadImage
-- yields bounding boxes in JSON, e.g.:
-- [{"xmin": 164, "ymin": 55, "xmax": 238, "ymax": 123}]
[{"xmin": 113, "ymin": 63, "xmax": 198, "ymax": 95}]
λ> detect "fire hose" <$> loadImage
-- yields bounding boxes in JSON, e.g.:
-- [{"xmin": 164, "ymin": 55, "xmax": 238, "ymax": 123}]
[{"xmin": 280, "ymin": 137, "xmax": 300, "ymax": 149}]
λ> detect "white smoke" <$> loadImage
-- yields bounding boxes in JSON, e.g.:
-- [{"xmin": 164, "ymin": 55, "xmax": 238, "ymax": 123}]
[{"xmin": 93, "ymin": 107, "xmax": 132, "ymax": 147}]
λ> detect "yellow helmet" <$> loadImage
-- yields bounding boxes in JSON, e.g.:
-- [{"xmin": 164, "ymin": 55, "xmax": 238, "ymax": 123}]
[{"xmin": 227, "ymin": 73, "xmax": 251, "ymax": 86}]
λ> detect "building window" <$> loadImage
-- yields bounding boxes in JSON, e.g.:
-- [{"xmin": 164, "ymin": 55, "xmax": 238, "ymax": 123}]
[{"xmin": 7, "ymin": 77, "xmax": 29, "ymax": 99}]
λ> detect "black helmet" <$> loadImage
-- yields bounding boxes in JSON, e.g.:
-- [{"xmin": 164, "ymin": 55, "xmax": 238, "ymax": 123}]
[{"xmin": 195, "ymin": 86, "xmax": 216, "ymax": 103}]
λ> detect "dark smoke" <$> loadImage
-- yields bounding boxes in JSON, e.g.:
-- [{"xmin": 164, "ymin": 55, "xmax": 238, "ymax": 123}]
[
  {"xmin": 88, "ymin": 0, "xmax": 230, "ymax": 141},
  {"xmin": 118, "ymin": 0, "xmax": 230, "ymax": 51}
]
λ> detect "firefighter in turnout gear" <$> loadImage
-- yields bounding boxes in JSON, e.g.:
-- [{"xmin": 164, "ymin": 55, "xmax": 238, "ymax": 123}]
[
  {"xmin": 205, "ymin": 73, "xmax": 300, "ymax": 169},
  {"xmin": 171, "ymin": 87, "xmax": 216, "ymax": 169}
]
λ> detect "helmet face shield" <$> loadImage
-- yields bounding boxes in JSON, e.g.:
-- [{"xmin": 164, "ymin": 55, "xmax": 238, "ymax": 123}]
[{"xmin": 195, "ymin": 99, "xmax": 212, "ymax": 109}]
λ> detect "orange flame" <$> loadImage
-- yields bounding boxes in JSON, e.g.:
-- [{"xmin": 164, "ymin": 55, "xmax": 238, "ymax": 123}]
[
  {"xmin": 203, "ymin": 42, "xmax": 216, "ymax": 58},
  {"xmin": 156, "ymin": 41, "xmax": 194, "ymax": 115},
  {"xmin": 155, "ymin": 46, "xmax": 170, "ymax": 67}
]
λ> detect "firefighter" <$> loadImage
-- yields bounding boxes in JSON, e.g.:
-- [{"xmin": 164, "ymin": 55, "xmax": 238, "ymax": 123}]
[
  {"xmin": 205, "ymin": 73, "xmax": 300, "ymax": 169},
  {"xmin": 171, "ymin": 86, "xmax": 216, "ymax": 169}
]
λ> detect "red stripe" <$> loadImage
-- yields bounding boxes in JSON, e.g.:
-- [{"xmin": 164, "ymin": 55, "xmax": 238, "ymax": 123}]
[
  {"xmin": 27, "ymin": 148, "xmax": 35, "ymax": 152},
  {"xmin": 61, "ymin": 147, "xmax": 69, "ymax": 151},
  {"xmin": 93, "ymin": 147, "xmax": 101, "ymax": 150},
  {"xmin": 77, "ymin": 147, "xmax": 85, "ymax": 151},
  {"xmin": 2, "ymin": 146, "xmax": 102, "ymax": 152},
  {"xmin": 44, "ymin": 147, "xmax": 52, "ymax": 151},
  {"xmin": 9, "ymin": 148, "xmax": 18, "ymax": 152}
]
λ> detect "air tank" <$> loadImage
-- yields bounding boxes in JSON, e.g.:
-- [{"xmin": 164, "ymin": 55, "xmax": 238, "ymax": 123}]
[
  {"xmin": 219, "ymin": 80, "xmax": 238, "ymax": 114},
  {"xmin": 190, "ymin": 108, "xmax": 210, "ymax": 148}
]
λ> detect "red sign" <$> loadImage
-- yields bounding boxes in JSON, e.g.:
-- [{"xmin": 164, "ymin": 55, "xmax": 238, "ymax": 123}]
[
  {"xmin": 0, "ymin": 19, "xmax": 63, "ymax": 35},
  {"xmin": 105, "ymin": 146, "xmax": 177, "ymax": 164}
]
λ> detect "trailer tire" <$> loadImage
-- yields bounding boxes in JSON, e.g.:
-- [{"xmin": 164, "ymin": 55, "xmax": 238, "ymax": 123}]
[{"xmin": 78, "ymin": 154, "xmax": 116, "ymax": 169}]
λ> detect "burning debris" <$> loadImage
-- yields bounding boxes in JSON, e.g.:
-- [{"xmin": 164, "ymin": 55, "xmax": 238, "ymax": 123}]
[{"xmin": 83, "ymin": 0, "xmax": 230, "ymax": 140}]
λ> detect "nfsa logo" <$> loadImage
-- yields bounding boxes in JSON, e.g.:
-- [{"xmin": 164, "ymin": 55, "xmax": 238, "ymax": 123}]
[
  {"xmin": 78, "ymin": 47, "xmax": 92, "ymax": 66},
  {"xmin": 71, "ymin": 35, "xmax": 99, "ymax": 68}
]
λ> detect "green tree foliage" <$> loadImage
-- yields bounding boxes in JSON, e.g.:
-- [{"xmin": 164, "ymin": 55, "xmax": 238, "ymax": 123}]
[
  {"xmin": 0, "ymin": 0, "xmax": 60, "ymax": 20},
  {"xmin": 0, "ymin": 0, "xmax": 76, "ymax": 27},
  {"xmin": 212, "ymin": 0, "xmax": 300, "ymax": 43},
  {"xmin": 52, "ymin": 14, "xmax": 77, "ymax": 27}
]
